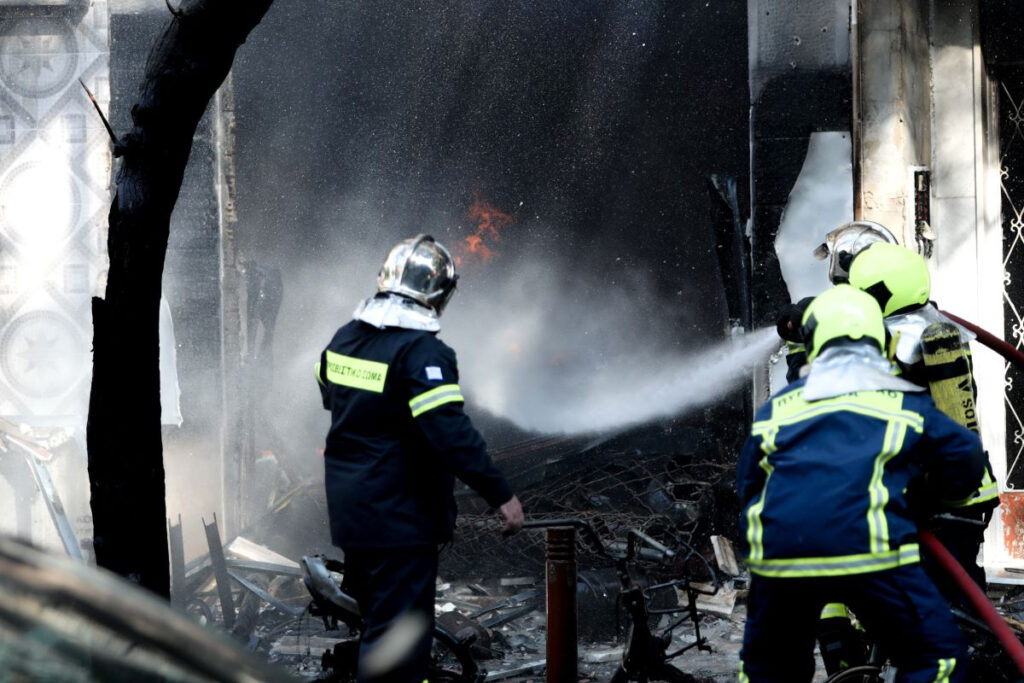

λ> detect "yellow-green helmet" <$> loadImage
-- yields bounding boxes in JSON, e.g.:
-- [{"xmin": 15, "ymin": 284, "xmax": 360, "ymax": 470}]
[
  {"xmin": 847, "ymin": 242, "xmax": 930, "ymax": 317},
  {"xmin": 800, "ymin": 285, "xmax": 886, "ymax": 362}
]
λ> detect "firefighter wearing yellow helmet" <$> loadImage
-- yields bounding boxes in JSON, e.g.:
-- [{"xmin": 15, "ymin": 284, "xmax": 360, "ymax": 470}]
[
  {"xmin": 739, "ymin": 284, "xmax": 982, "ymax": 682},
  {"xmin": 848, "ymin": 242, "xmax": 998, "ymax": 601}
]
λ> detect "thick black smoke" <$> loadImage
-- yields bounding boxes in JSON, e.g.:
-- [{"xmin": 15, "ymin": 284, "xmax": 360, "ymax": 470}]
[{"xmin": 229, "ymin": 0, "xmax": 749, "ymax": 454}]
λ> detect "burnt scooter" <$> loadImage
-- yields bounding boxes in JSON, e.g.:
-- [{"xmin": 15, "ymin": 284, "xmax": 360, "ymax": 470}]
[{"xmin": 301, "ymin": 555, "xmax": 485, "ymax": 682}]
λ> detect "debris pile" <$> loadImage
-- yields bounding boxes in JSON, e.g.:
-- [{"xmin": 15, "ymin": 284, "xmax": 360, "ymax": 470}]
[{"xmin": 171, "ymin": 408, "xmax": 752, "ymax": 681}]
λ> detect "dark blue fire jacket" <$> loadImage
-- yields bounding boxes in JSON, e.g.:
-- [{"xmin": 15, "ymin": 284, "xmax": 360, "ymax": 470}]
[
  {"xmin": 737, "ymin": 379, "xmax": 984, "ymax": 578},
  {"xmin": 317, "ymin": 320, "xmax": 513, "ymax": 548}
]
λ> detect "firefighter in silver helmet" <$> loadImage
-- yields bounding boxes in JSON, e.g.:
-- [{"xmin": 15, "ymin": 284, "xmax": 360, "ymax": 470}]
[
  {"xmin": 812, "ymin": 220, "xmax": 899, "ymax": 284},
  {"xmin": 316, "ymin": 234, "xmax": 523, "ymax": 682},
  {"xmin": 777, "ymin": 221, "xmax": 900, "ymax": 382}
]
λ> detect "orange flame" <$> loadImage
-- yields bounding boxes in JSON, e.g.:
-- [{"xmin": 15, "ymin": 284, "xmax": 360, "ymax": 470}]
[{"xmin": 456, "ymin": 194, "xmax": 514, "ymax": 266}]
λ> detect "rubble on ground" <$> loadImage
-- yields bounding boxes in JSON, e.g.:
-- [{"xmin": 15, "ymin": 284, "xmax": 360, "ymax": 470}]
[
  {"xmin": 175, "ymin": 419, "xmax": 754, "ymax": 680},
  {"xmin": 176, "ymin": 531, "xmax": 751, "ymax": 681}
]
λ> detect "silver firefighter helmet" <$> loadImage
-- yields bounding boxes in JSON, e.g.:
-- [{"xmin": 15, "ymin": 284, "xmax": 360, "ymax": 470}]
[
  {"xmin": 377, "ymin": 234, "xmax": 459, "ymax": 314},
  {"xmin": 812, "ymin": 220, "xmax": 899, "ymax": 284}
]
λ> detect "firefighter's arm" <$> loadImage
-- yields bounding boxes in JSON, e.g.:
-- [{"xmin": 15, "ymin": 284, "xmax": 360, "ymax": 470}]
[
  {"xmin": 315, "ymin": 352, "xmax": 329, "ymax": 408},
  {"xmin": 404, "ymin": 339, "xmax": 515, "ymax": 510},
  {"xmin": 918, "ymin": 402, "xmax": 986, "ymax": 505},
  {"xmin": 777, "ymin": 297, "xmax": 813, "ymax": 382},
  {"xmin": 415, "ymin": 402, "xmax": 514, "ymax": 508},
  {"xmin": 736, "ymin": 430, "xmax": 767, "ymax": 507}
]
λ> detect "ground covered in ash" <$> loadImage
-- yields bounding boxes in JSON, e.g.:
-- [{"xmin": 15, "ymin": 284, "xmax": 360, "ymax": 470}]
[
  {"xmin": 244, "ymin": 572, "xmax": 860, "ymax": 682},
  {"xmin": 254, "ymin": 574, "xmax": 750, "ymax": 682}
]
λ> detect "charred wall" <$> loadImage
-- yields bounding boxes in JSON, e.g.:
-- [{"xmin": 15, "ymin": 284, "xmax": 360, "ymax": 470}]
[
  {"xmin": 229, "ymin": 0, "xmax": 751, "ymax": 468},
  {"xmin": 748, "ymin": 0, "xmax": 852, "ymax": 328},
  {"xmin": 750, "ymin": 70, "xmax": 852, "ymax": 327}
]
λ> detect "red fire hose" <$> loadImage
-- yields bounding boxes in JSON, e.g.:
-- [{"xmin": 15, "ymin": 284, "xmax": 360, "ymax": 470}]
[
  {"xmin": 939, "ymin": 309, "xmax": 1024, "ymax": 373},
  {"xmin": 924, "ymin": 312, "xmax": 1024, "ymax": 669},
  {"xmin": 919, "ymin": 529, "xmax": 1024, "ymax": 673}
]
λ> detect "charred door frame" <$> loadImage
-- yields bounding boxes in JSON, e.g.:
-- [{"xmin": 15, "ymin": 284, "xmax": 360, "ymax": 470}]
[{"xmin": 749, "ymin": 70, "xmax": 852, "ymax": 328}]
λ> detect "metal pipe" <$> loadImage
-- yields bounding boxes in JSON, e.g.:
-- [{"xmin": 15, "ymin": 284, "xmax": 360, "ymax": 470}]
[
  {"xmin": 851, "ymin": 0, "xmax": 862, "ymax": 221},
  {"xmin": 544, "ymin": 526, "xmax": 577, "ymax": 683}
]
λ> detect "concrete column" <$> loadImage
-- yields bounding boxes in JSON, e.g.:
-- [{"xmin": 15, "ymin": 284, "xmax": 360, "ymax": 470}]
[{"xmin": 853, "ymin": 0, "xmax": 932, "ymax": 241}]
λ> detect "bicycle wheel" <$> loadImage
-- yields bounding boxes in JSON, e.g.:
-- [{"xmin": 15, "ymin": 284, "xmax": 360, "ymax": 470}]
[{"xmin": 824, "ymin": 665, "xmax": 884, "ymax": 683}]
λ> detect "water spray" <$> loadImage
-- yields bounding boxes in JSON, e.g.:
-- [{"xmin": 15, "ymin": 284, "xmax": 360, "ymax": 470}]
[{"xmin": 468, "ymin": 326, "xmax": 778, "ymax": 435}]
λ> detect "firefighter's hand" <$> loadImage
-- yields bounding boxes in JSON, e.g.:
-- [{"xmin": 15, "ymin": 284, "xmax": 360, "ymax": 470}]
[
  {"xmin": 499, "ymin": 495, "xmax": 524, "ymax": 537},
  {"xmin": 775, "ymin": 296, "xmax": 814, "ymax": 343}
]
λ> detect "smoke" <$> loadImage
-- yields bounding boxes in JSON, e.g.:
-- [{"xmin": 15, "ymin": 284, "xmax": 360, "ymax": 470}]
[
  {"xmin": 262, "ymin": 212, "xmax": 766, "ymax": 446},
  {"xmin": 448, "ymin": 264, "xmax": 776, "ymax": 433},
  {"xmin": 230, "ymin": 0, "xmax": 751, "ymax": 451}
]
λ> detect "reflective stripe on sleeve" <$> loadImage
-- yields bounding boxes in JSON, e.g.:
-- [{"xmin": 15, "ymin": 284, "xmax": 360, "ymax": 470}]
[
  {"xmin": 934, "ymin": 658, "xmax": 956, "ymax": 682},
  {"xmin": 953, "ymin": 467, "xmax": 1000, "ymax": 508},
  {"xmin": 325, "ymin": 350, "xmax": 389, "ymax": 393},
  {"xmin": 315, "ymin": 361, "xmax": 325, "ymax": 387},
  {"xmin": 409, "ymin": 384, "xmax": 464, "ymax": 417}
]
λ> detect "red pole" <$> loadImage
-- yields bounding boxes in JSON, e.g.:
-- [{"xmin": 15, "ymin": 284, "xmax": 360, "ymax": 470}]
[
  {"xmin": 545, "ymin": 526, "xmax": 578, "ymax": 683},
  {"xmin": 939, "ymin": 309, "xmax": 1024, "ymax": 373},
  {"xmin": 919, "ymin": 529, "xmax": 1024, "ymax": 673}
]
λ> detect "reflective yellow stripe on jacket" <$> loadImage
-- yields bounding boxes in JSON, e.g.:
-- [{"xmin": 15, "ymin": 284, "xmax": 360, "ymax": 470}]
[
  {"xmin": 324, "ymin": 351, "xmax": 389, "ymax": 393},
  {"xmin": 746, "ymin": 390, "xmax": 925, "ymax": 577},
  {"xmin": 747, "ymin": 543, "xmax": 921, "ymax": 578},
  {"xmin": 409, "ymin": 384, "xmax": 464, "ymax": 417},
  {"xmin": 934, "ymin": 658, "xmax": 957, "ymax": 682},
  {"xmin": 745, "ymin": 456, "xmax": 774, "ymax": 564},
  {"xmin": 954, "ymin": 466, "xmax": 999, "ymax": 508}
]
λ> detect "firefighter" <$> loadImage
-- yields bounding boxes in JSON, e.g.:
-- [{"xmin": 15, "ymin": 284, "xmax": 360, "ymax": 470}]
[
  {"xmin": 316, "ymin": 234, "xmax": 523, "ymax": 683},
  {"xmin": 776, "ymin": 220, "xmax": 899, "ymax": 382},
  {"xmin": 848, "ymin": 242, "xmax": 999, "ymax": 595},
  {"xmin": 773, "ymin": 222, "xmax": 904, "ymax": 677},
  {"xmin": 738, "ymin": 285, "xmax": 984, "ymax": 683}
]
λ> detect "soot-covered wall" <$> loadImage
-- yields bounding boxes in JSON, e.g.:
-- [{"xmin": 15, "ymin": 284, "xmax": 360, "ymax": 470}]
[{"xmin": 229, "ymin": 1, "xmax": 750, "ymax": 462}]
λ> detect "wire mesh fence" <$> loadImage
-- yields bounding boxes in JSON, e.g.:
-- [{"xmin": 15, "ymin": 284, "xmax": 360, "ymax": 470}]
[{"xmin": 440, "ymin": 449, "xmax": 737, "ymax": 579}]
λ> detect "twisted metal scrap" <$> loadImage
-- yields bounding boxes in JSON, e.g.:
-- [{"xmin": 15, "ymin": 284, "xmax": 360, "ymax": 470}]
[{"xmin": 441, "ymin": 453, "xmax": 732, "ymax": 579}]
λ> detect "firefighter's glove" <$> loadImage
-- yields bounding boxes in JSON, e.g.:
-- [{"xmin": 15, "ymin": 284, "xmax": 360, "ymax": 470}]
[
  {"xmin": 775, "ymin": 297, "xmax": 814, "ymax": 344},
  {"xmin": 500, "ymin": 495, "xmax": 524, "ymax": 537}
]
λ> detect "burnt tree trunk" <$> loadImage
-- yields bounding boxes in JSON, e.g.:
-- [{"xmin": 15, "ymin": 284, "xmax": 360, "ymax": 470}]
[{"xmin": 88, "ymin": 0, "xmax": 274, "ymax": 597}]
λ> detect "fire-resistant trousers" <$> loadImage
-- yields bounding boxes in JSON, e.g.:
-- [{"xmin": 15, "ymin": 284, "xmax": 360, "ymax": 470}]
[
  {"xmin": 739, "ymin": 564, "xmax": 967, "ymax": 683},
  {"xmin": 342, "ymin": 545, "xmax": 438, "ymax": 683}
]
